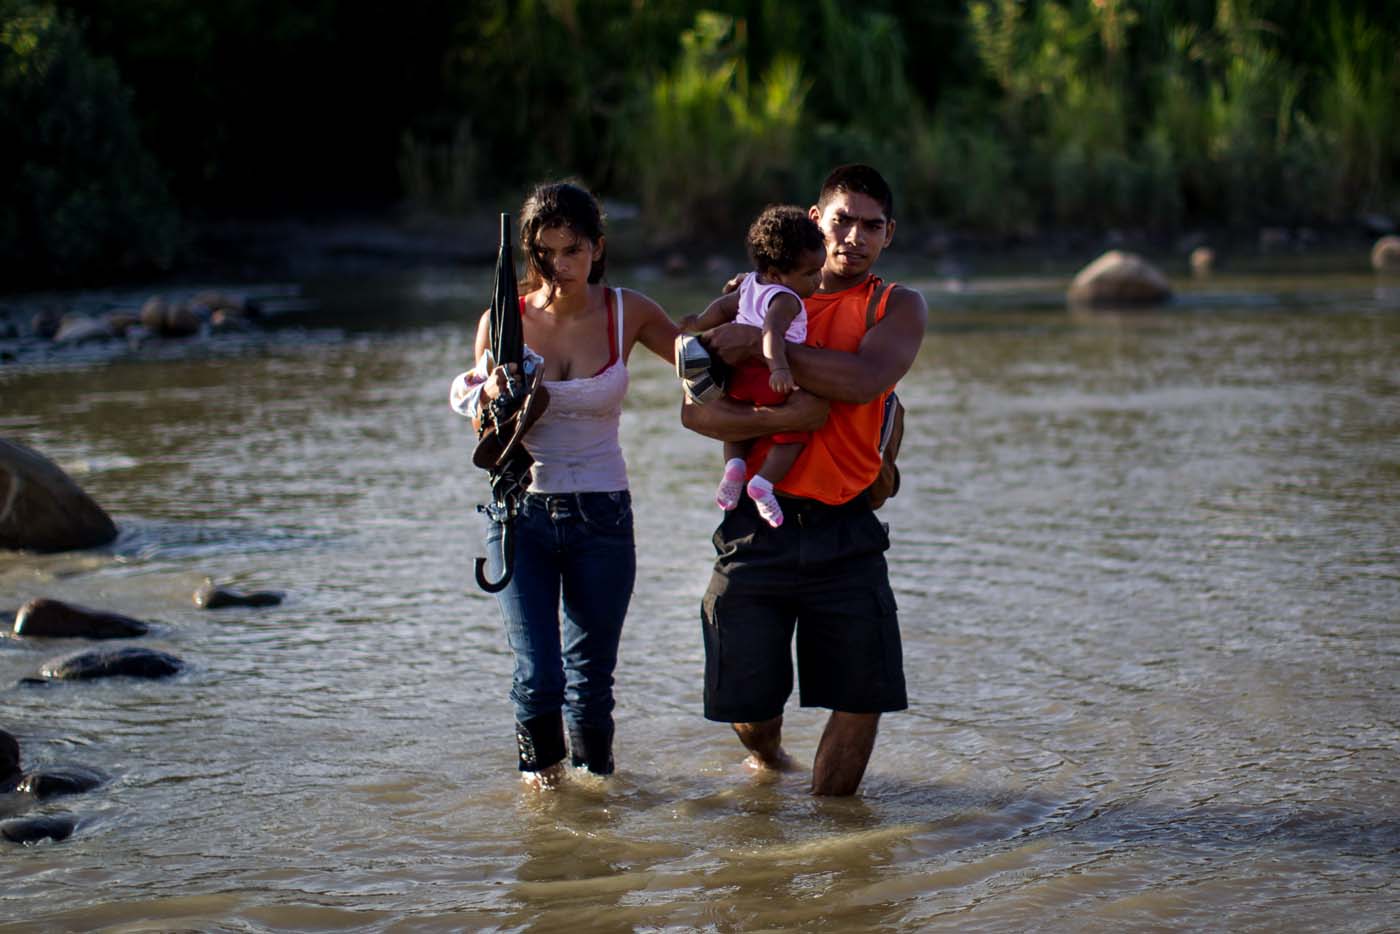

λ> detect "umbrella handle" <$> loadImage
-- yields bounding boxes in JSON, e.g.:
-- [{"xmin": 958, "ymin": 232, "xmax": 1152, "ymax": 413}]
[{"xmin": 475, "ymin": 517, "xmax": 515, "ymax": 593}]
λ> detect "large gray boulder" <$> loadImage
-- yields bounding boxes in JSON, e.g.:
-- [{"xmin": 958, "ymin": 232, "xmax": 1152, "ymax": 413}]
[
  {"xmin": 1068, "ymin": 250, "xmax": 1173, "ymax": 306},
  {"xmin": 1372, "ymin": 235, "xmax": 1400, "ymax": 272},
  {"xmin": 0, "ymin": 439, "xmax": 118, "ymax": 553}
]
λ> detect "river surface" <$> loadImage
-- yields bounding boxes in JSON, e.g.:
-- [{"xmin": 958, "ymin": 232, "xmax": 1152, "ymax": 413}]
[{"xmin": 1, "ymin": 258, "xmax": 1397, "ymax": 931}]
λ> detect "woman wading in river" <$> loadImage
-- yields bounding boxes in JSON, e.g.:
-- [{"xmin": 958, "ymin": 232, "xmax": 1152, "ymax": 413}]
[{"xmin": 450, "ymin": 181, "xmax": 678, "ymax": 787}]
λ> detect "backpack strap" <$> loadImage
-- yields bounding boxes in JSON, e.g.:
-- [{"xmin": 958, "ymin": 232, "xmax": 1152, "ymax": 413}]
[
  {"xmin": 864, "ymin": 278, "xmax": 891, "ymax": 330},
  {"xmin": 864, "ymin": 278, "xmax": 900, "ymax": 455},
  {"xmin": 859, "ymin": 278, "xmax": 904, "ymax": 508}
]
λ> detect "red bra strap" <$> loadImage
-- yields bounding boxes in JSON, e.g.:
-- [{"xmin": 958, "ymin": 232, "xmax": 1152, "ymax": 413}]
[{"xmin": 517, "ymin": 291, "xmax": 619, "ymax": 376}]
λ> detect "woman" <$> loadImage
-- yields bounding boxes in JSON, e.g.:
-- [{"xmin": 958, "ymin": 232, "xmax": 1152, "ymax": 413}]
[{"xmin": 450, "ymin": 181, "xmax": 678, "ymax": 787}]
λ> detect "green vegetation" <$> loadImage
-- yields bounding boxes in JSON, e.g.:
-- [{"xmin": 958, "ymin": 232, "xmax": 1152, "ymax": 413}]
[
  {"xmin": 4, "ymin": 1, "xmax": 1398, "ymax": 284},
  {"xmin": 0, "ymin": 0, "xmax": 176, "ymax": 284}
]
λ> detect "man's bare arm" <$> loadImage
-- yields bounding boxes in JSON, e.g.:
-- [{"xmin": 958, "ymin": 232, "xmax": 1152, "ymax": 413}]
[
  {"xmin": 702, "ymin": 285, "xmax": 928, "ymax": 404},
  {"xmin": 680, "ymin": 390, "xmax": 829, "ymax": 443}
]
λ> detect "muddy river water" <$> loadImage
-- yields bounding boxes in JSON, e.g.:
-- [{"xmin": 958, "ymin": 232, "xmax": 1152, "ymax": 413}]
[{"xmin": 1, "ymin": 259, "xmax": 1397, "ymax": 931}]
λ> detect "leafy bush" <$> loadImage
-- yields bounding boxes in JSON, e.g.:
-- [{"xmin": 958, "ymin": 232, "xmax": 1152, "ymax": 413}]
[
  {"xmin": 0, "ymin": 1, "xmax": 177, "ymax": 284},
  {"xmin": 627, "ymin": 12, "xmax": 808, "ymax": 239},
  {"xmin": 1314, "ymin": 2, "xmax": 1400, "ymax": 212}
]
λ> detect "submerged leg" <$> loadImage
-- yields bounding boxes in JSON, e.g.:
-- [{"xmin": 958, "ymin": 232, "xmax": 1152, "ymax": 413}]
[
  {"xmin": 488, "ymin": 507, "xmax": 567, "ymax": 781},
  {"xmin": 810, "ymin": 711, "xmax": 880, "ymax": 796},
  {"xmin": 568, "ymin": 722, "xmax": 615, "ymax": 776},
  {"xmin": 560, "ymin": 493, "xmax": 636, "ymax": 776},
  {"xmin": 733, "ymin": 716, "xmax": 798, "ymax": 772},
  {"xmin": 516, "ymin": 713, "xmax": 568, "ymax": 787}
]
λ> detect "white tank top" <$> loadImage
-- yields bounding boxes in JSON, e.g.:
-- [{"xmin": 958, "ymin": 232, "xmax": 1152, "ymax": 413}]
[
  {"xmin": 524, "ymin": 288, "xmax": 630, "ymax": 493},
  {"xmin": 735, "ymin": 272, "xmax": 807, "ymax": 342}
]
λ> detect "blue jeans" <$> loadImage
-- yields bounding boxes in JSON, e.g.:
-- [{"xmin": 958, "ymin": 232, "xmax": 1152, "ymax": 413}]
[{"xmin": 484, "ymin": 491, "xmax": 636, "ymax": 733}]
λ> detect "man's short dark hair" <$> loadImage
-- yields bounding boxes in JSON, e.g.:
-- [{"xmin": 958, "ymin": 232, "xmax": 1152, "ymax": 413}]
[{"xmin": 817, "ymin": 164, "xmax": 894, "ymax": 220}]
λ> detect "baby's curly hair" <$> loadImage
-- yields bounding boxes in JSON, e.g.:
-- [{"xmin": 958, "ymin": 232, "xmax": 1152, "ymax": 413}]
[{"xmin": 746, "ymin": 205, "xmax": 825, "ymax": 274}]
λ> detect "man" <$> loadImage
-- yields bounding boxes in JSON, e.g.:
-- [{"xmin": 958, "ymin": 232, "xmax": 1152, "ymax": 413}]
[{"xmin": 681, "ymin": 164, "xmax": 928, "ymax": 795}]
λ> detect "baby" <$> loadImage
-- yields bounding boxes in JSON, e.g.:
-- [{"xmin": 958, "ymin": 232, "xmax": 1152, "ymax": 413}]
[{"xmin": 680, "ymin": 204, "xmax": 825, "ymax": 527}]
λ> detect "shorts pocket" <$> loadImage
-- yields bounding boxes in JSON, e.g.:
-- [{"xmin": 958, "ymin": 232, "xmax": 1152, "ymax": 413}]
[
  {"xmin": 850, "ymin": 508, "xmax": 891, "ymax": 556},
  {"xmin": 701, "ymin": 589, "xmax": 723, "ymax": 696}
]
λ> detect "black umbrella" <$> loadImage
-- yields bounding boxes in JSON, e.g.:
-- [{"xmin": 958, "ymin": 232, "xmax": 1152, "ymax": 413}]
[
  {"xmin": 487, "ymin": 213, "xmax": 523, "ymax": 371},
  {"xmin": 473, "ymin": 213, "xmax": 549, "ymax": 593}
]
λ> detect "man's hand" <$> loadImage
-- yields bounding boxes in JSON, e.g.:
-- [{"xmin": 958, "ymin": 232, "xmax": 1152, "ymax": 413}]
[
  {"xmin": 700, "ymin": 322, "xmax": 763, "ymax": 366},
  {"xmin": 681, "ymin": 388, "xmax": 829, "ymax": 442},
  {"xmin": 776, "ymin": 389, "xmax": 829, "ymax": 432}
]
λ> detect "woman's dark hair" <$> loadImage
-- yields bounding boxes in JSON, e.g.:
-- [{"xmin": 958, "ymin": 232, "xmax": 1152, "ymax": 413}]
[
  {"xmin": 746, "ymin": 204, "xmax": 825, "ymax": 274},
  {"xmin": 519, "ymin": 180, "xmax": 607, "ymax": 294}
]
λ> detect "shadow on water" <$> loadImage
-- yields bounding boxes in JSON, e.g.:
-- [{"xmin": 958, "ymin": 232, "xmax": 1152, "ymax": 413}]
[
  {"xmin": 429, "ymin": 765, "xmax": 1400, "ymax": 931},
  {"xmin": 863, "ymin": 772, "xmax": 1400, "ymax": 858}
]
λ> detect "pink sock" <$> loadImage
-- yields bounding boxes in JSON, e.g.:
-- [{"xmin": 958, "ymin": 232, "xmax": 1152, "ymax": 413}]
[
  {"xmin": 747, "ymin": 475, "xmax": 783, "ymax": 527},
  {"xmin": 716, "ymin": 458, "xmax": 747, "ymax": 511}
]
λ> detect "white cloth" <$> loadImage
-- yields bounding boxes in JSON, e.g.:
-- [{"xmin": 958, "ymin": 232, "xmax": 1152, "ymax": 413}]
[
  {"xmin": 449, "ymin": 346, "xmax": 544, "ymax": 419},
  {"xmin": 734, "ymin": 272, "xmax": 807, "ymax": 342}
]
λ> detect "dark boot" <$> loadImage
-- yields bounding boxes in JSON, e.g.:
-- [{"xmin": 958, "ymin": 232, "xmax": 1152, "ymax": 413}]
[
  {"xmin": 515, "ymin": 713, "xmax": 566, "ymax": 773},
  {"xmin": 568, "ymin": 722, "xmax": 614, "ymax": 776}
]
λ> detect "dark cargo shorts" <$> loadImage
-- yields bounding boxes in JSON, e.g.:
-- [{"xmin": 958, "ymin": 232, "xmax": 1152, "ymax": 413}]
[{"xmin": 701, "ymin": 493, "xmax": 907, "ymax": 723}]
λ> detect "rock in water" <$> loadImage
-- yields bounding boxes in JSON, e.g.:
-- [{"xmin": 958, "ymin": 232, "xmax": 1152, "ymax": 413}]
[
  {"xmin": 1, "ymin": 815, "xmax": 75, "ymax": 843},
  {"xmin": 1372, "ymin": 235, "xmax": 1400, "ymax": 272},
  {"xmin": 1068, "ymin": 250, "xmax": 1173, "ymax": 306},
  {"xmin": 53, "ymin": 316, "xmax": 114, "ymax": 345},
  {"xmin": 13, "ymin": 599, "xmax": 149, "ymax": 639},
  {"xmin": 139, "ymin": 296, "xmax": 170, "ymax": 332},
  {"xmin": 193, "ymin": 581, "xmax": 284, "ymax": 609},
  {"xmin": 0, "ymin": 439, "xmax": 118, "ymax": 553},
  {"xmin": 36, "ymin": 646, "xmax": 184, "ymax": 681},
  {"xmin": 1189, "ymin": 246, "xmax": 1216, "ymax": 276},
  {"xmin": 17, "ymin": 765, "xmax": 106, "ymax": 799}
]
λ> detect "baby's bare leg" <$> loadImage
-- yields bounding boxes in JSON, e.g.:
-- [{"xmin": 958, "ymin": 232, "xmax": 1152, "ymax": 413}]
[{"xmin": 757, "ymin": 442, "xmax": 803, "ymax": 484}]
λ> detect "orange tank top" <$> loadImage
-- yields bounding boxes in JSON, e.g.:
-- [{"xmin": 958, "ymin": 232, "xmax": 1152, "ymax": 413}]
[{"xmin": 745, "ymin": 276, "xmax": 893, "ymax": 505}]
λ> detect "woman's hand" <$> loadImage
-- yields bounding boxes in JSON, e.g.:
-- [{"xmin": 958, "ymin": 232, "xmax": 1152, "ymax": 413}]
[
  {"xmin": 481, "ymin": 363, "xmax": 519, "ymax": 401},
  {"xmin": 768, "ymin": 368, "xmax": 795, "ymax": 395}
]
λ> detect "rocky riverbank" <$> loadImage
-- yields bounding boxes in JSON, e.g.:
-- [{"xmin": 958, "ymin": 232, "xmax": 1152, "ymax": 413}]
[{"xmin": 3, "ymin": 212, "xmax": 1396, "ymax": 367}]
